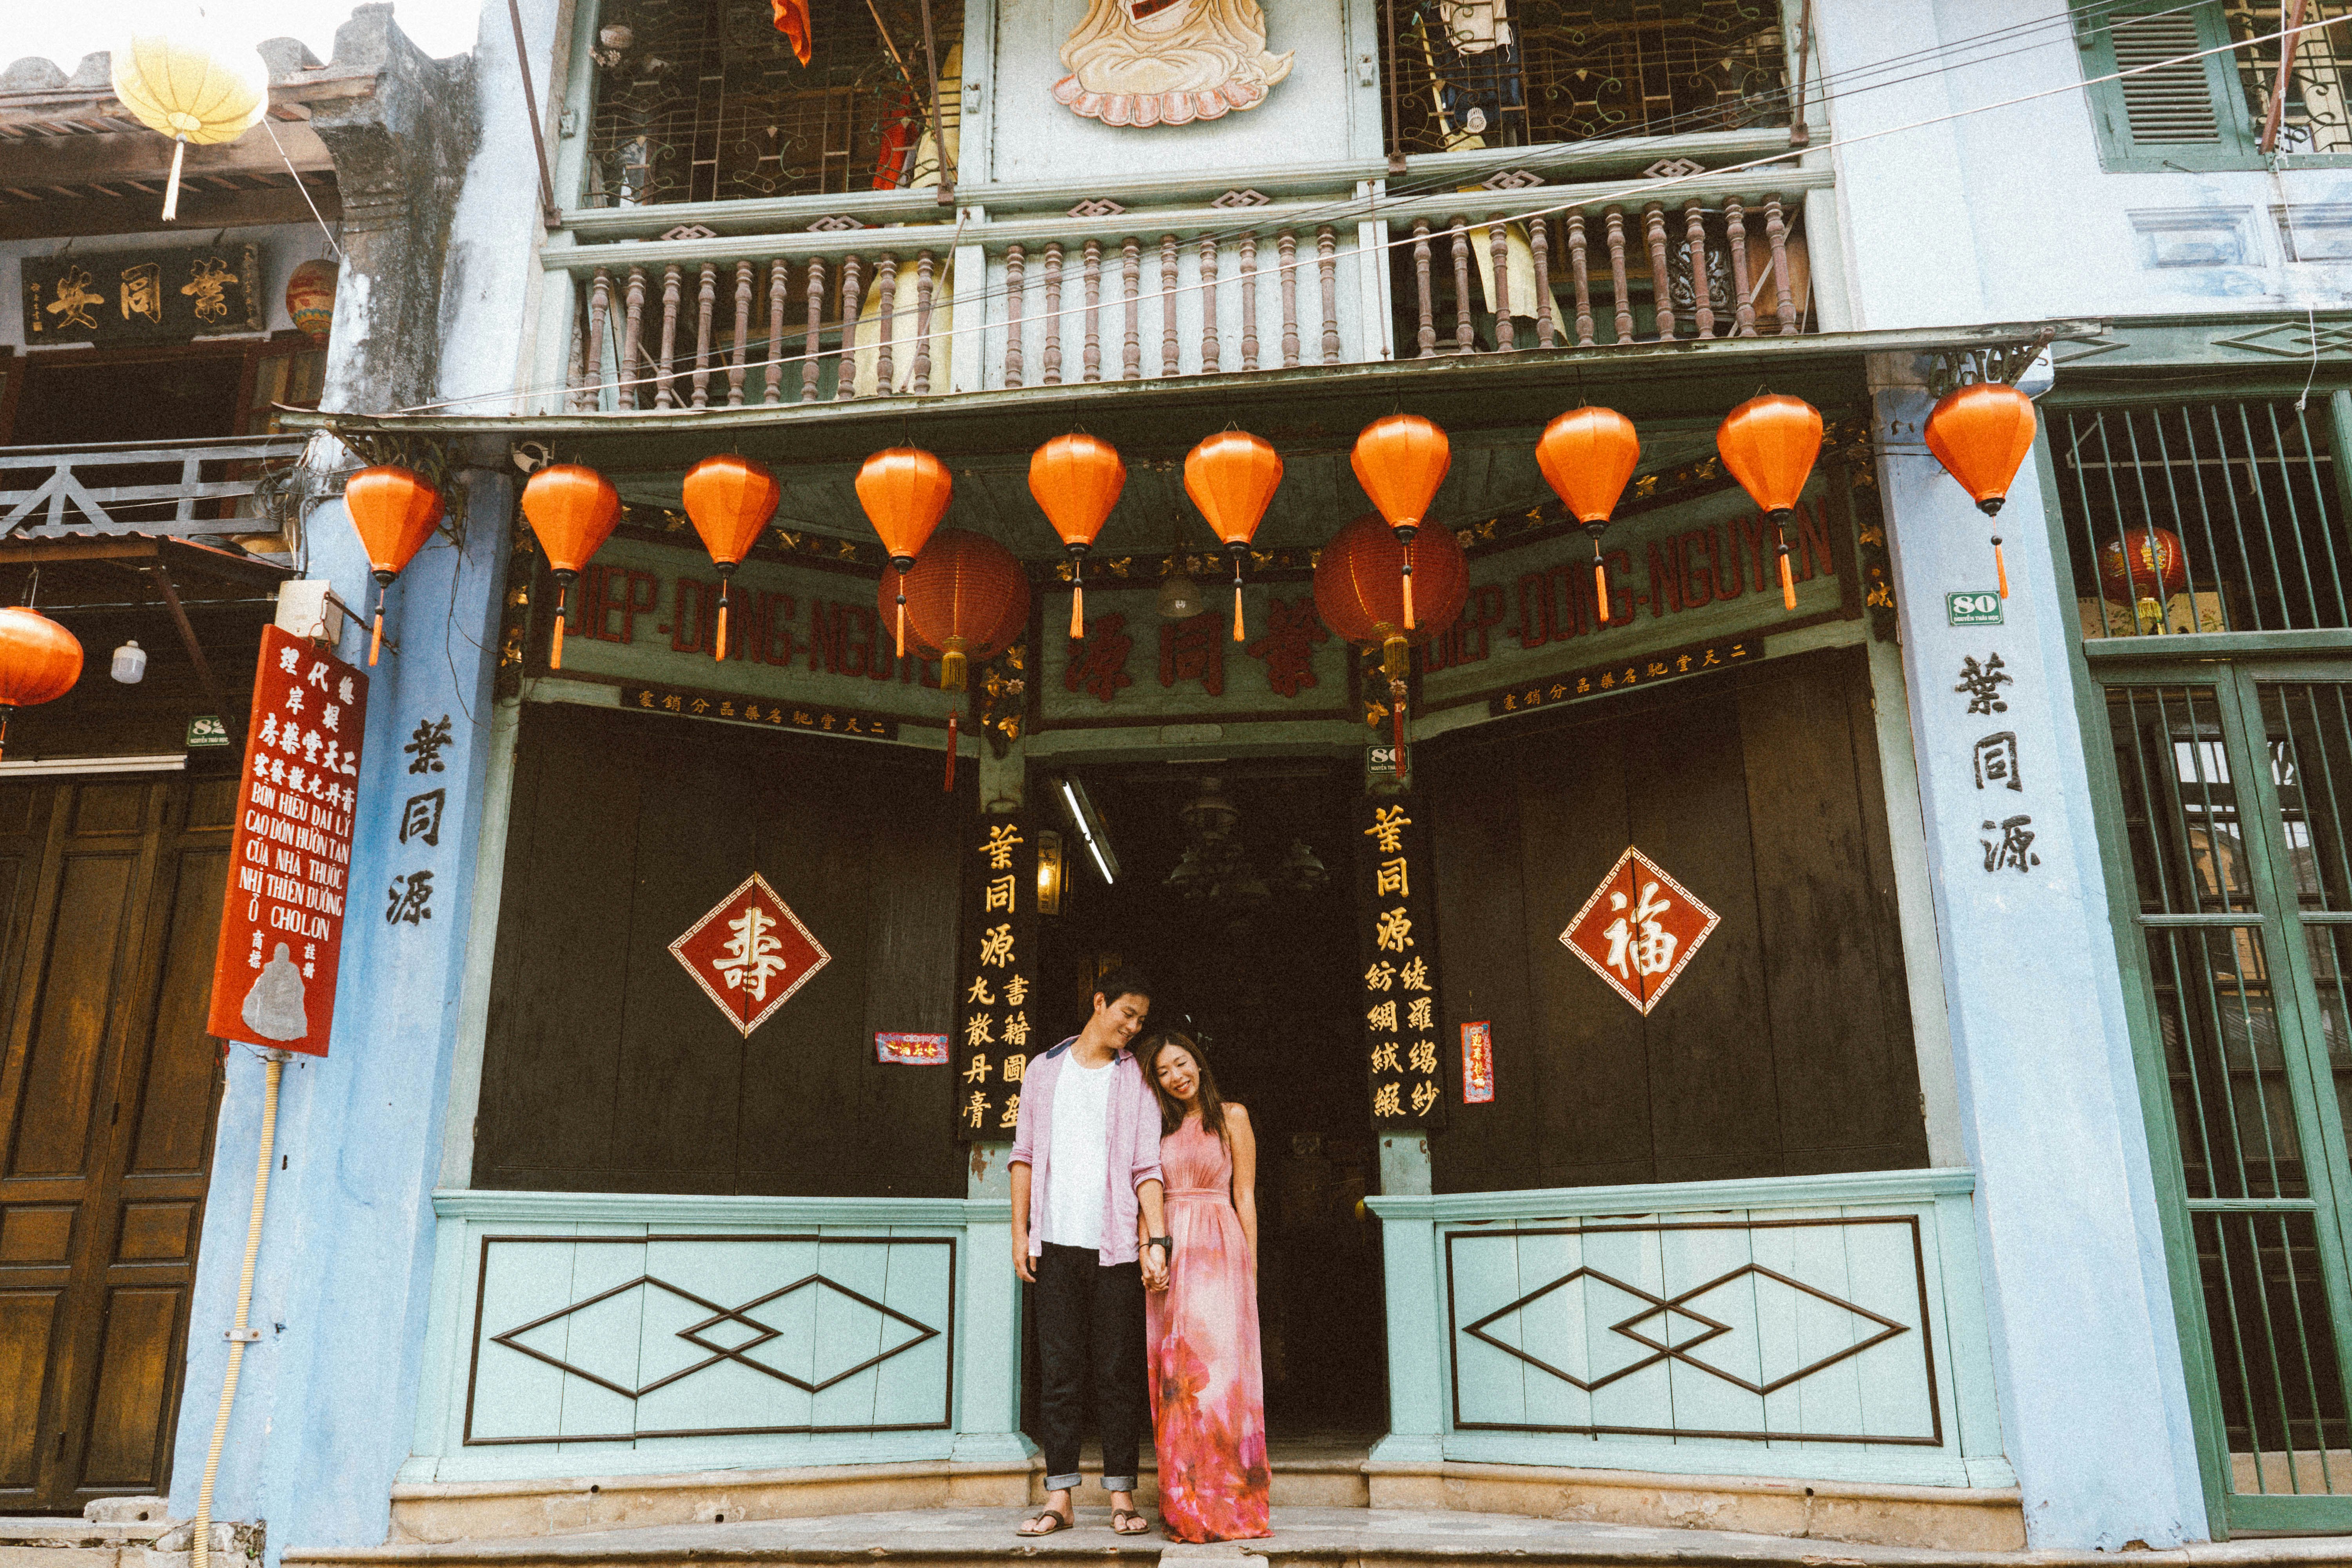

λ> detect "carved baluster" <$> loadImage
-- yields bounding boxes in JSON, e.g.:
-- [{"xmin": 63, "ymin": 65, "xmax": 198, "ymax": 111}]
[
  {"xmin": 655, "ymin": 263, "xmax": 682, "ymax": 409},
  {"xmin": 913, "ymin": 250, "xmax": 936, "ymax": 394},
  {"xmin": 1682, "ymin": 202, "xmax": 1713, "ymax": 339},
  {"xmin": 1160, "ymin": 234, "xmax": 1180, "ymax": 376},
  {"xmin": 1531, "ymin": 217, "xmax": 1554, "ymax": 350},
  {"xmin": 1489, "ymin": 216, "xmax": 1513, "ymax": 352},
  {"xmin": 1569, "ymin": 214, "xmax": 1597, "ymax": 348},
  {"xmin": 1004, "ymin": 245, "xmax": 1026, "ymax": 389},
  {"xmin": 1725, "ymin": 198, "xmax": 1755, "ymax": 338},
  {"xmin": 798, "ymin": 258, "xmax": 823, "ymax": 402},
  {"xmin": 835, "ymin": 253, "xmax": 863, "ymax": 400},
  {"xmin": 769, "ymin": 258, "xmax": 791, "ymax": 404},
  {"xmin": 584, "ymin": 267, "xmax": 611, "ymax": 411},
  {"xmin": 1642, "ymin": 204, "xmax": 1673, "ymax": 341},
  {"xmin": 566, "ymin": 281, "xmax": 587, "ymax": 411},
  {"xmin": 621, "ymin": 265, "xmax": 646, "ymax": 409},
  {"xmin": 1413, "ymin": 220, "xmax": 1435, "ymax": 358},
  {"xmin": 1317, "ymin": 225, "xmax": 1340, "ymax": 364},
  {"xmin": 1279, "ymin": 230, "xmax": 1301, "ymax": 368},
  {"xmin": 873, "ymin": 254, "xmax": 898, "ymax": 393},
  {"xmin": 1239, "ymin": 232, "xmax": 1259, "ymax": 371},
  {"xmin": 1200, "ymin": 236, "xmax": 1221, "ymax": 374},
  {"xmin": 1764, "ymin": 194, "xmax": 1798, "ymax": 335},
  {"xmin": 1603, "ymin": 208, "xmax": 1632, "ymax": 344},
  {"xmin": 1122, "ymin": 237, "xmax": 1142, "ymax": 380},
  {"xmin": 1083, "ymin": 239, "xmax": 1103, "ymax": 383},
  {"xmin": 1042, "ymin": 243, "xmax": 1064, "ymax": 385},
  {"xmin": 1450, "ymin": 218, "xmax": 1473, "ymax": 355},
  {"xmin": 690, "ymin": 261, "xmax": 715, "ymax": 408},
  {"xmin": 728, "ymin": 260, "xmax": 753, "ymax": 406}
]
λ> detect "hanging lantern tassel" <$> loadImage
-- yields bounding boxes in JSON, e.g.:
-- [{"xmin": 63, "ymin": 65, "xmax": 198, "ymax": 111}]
[
  {"xmin": 1391, "ymin": 679, "xmax": 1410, "ymax": 784},
  {"xmin": 1230, "ymin": 546, "xmax": 1248, "ymax": 643},
  {"xmin": 163, "ymin": 136, "xmax": 187, "ymax": 222},
  {"xmin": 0, "ymin": 707, "xmax": 13, "ymax": 764},
  {"xmin": 1071, "ymin": 558, "xmax": 1086, "ymax": 642},
  {"xmin": 715, "ymin": 577, "xmax": 732, "ymax": 662},
  {"xmin": 1399, "ymin": 530, "xmax": 1417, "ymax": 631},
  {"xmin": 370, "ymin": 585, "xmax": 387, "ymax": 666},
  {"xmin": 1589, "ymin": 531, "xmax": 1610, "ymax": 626},
  {"xmin": 941, "ymin": 638, "xmax": 967, "ymax": 692},
  {"xmin": 551, "ymin": 575, "xmax": 571, "ymax": 670},
  {"xmin": 946, "ymin": 710, "xmax": 958, "ymax": 793},
  {"xmin": 892, "ymin": 554, "xmax": 916, "ymax": 658},
  {"xmin": 1773, "ymin": 514, "xmax": 1797, "ymax": 611},
  {"xmin": 1993, "ymin": 534, "xmax": 2009, "ymax": 599}
]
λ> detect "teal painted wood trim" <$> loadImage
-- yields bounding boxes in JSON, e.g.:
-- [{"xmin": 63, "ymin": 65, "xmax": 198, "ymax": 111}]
[
  {"xmin": 1928, "ymin": 1189, "xmax": 2005, "ymax": 1464},
  {"xmin": 432, "ymin": 1189, "xmax": 1008, "ymax": 1226},
  {"xmin": 2081, "ymin": 629, "xmax": 2352, "ymax": 662},
  {"xmin": 1377, "ymin": 1210, "xmax": 1446, "ymax": 1444},
  {"xmin": 2072, "ymin": 0, "xmax": 2261, "ymax": 174},
  {"xmin": 404, "ymin": 1431, "xmax": 960, "ymax": 1485},
  {"xmin": 1365, "ymin": 1167, "xmax": 1976, "ymax": 1223},
  {"xmin": 1436, "ymin": 1432, "xmax": 1982, "ymax": 1488}
]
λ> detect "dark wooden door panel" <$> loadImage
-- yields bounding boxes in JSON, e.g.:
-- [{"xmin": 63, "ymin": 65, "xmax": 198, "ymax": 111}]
[
  {"xmin": 0, "ymin": 1287, "xmax": 61, "ymax": 1486},
  {"xmin": 78, "ymin": 1285, "xmax": 182, "ymax": 1490},
  {"xmin": 130, "ymin": 847, "xmax": 232, "ymax": 1176},
  {"xmin": 7, "ymin": 852, "xmax": 139, "ymax": 1178}
]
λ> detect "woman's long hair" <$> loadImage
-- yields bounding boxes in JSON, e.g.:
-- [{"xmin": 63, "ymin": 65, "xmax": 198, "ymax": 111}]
[{"xmin": 1140, "ymin": 1029, "xmax": 1227, "ymax": 1139}]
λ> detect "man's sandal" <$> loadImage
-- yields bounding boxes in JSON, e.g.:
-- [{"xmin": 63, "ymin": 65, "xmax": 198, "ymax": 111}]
[
  {"xmin": 1111, "ymin": 1510, "xmax": 1152, "ymax": 1535},
  {"xmin": 1017, "ymin": 1510, "xmax": 1074, "ymax": 1537}
]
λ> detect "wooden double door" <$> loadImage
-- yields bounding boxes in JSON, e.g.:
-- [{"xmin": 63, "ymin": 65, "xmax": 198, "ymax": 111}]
[{"xmin": 0, "ymin": 773, "xmax": 234, "ymax": 1512}]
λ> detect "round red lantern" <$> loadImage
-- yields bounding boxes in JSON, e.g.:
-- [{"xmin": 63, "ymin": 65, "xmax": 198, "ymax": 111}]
[
  {"xmin": 1926, "ymin": 381, "xmax": 2040, "ymax": 599},
  {"xmin": 890, "ymin": 529, "xmax": 1029, "ymax": 793},
  {"xmin": 1716, "ymin": 394, "xmax": 1823, "ymax": 611},
  {"xmin": 285, "ymin": 258, "xmax": 337, "ymax": 345},
  {"xmin": 2097, "ymin": 526, "xmax": 2189, "ymax": 607},
  {"xmin": 1350, "ymin": 414, "xmax": 1451, "ymax": 632},
  {"xmin": 1184, "ymin": 430, "xmax": 1283, "ymax": 642},
  {"xmin": 683, "ymin": 454, "xmax": 780, "ymax": 663},
  {"xmin": 343, "ymin": 465, "xmax": 443, "ymax": 666},
  {"xmin": 856, "ymin": 446, "xmax": 953, "ymax": 659},
  {"xmin": 519, "ymin": 463, "xmax": 621, "ymax": 670},
  {"xmin": 1028, "ymin": 435, "xmax": 1125, "ymax": 641},
  {"xmin": 1535, "ymin": 407, "xmax": 1640, "ymax": 627},
  {"xmin": 1316, "ymin": 512, "xmax": 1467, "ymax": 777},
  {"xmin": 0, "ymin": 605, "xmax": 83, "ymax": 760}
]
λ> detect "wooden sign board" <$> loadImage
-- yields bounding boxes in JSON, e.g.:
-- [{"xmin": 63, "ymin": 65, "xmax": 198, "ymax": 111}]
[
  {"xmin": 22, "ymin": 244, "xmax": 263, "ymax": 345},
  {"xmin": 1358, "ymin": 798, "xmax": 1443, "ymax": 1127},
  {"xmin": 206, "ymin": 625, "xmax": 368, "ymax": 1058},
  {"xmin": 955, "ymin": 813, "xmax": 1041, "ymax": 1140}
]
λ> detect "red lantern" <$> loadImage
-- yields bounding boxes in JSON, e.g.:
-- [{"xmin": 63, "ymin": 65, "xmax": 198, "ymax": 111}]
[
  {"xmin": 1184, "ymin": 430, "xmax": 1283, "ymax": 642},
  {"xmin": 891, "ymin": 528, "xmax": 1030, "ymax": 793},
  {"xmin": 1535, "ymin": 407, "xmax": 1640, "ymax": 628},
  {"xmin": 683, "ymin": 455, "xmax": 781, "ymax": 663},
  {"xmin": 1926, "ymin": 381, "xmax": 2040, "ymax": 599},
  {"xmin": 0, "ymin": 605, "xmax": 82, "ymax": 760},
  {"xmin": 519, "ymin": 463, "xmax": 621, "ymax": 671},
  {"xmin": 1715, "ymin": 394, "xmax": 1822, "ymax": 612},
  {"xmin": 1028, "ymin": 435, "xmax": 1125, "ymax": 641},
  {"xmin": 344, "ymin": 465, "xmax": 444, "ymax": 667},
  {"xmin": 1315, "ymin": 512, "xmax": 1467, "ymax": 779},
  {"xmin": 1350, "ymin": 414, "xmax": 1451, "ymax": 633},
  {"xmin": 856, "ymin": 446, "xmax": 953, "ymax": 660},
  {"xmin": 285, "ymin": 258, "xmax": 337, "ymax": 345},
  {"xmin": 2097, "ymin": 526, "xmax": 2189, "ymax": 608}
]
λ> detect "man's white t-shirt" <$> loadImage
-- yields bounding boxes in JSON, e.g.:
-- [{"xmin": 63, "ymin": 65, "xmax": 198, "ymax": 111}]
[{"xmin": 1044, "ymin": 1054, "xmax": 1115, "ymax": 1252}]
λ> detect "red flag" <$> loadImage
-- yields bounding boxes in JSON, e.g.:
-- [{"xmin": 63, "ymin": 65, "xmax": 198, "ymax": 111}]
[{"xmin": 772, "ymin": 0, "xmax": 812, "ymax": 64}]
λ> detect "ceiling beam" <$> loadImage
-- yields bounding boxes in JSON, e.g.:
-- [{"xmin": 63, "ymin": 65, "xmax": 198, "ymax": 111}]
[
  {"xmin": 0, "ymin": 120, "xmax": 332, "ymax": 189},
  {"xmin": 0, "ymin": 180, "xmax": 340, "ymax": 241}
]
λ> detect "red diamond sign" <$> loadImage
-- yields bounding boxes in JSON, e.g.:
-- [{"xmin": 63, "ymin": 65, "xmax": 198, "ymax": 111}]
[
  {"xmin": 668, "ymin": 873, "xmax": 831, "ymax": 1037},
  {"xmin": 1560, "ymin": 847, "xmax": 1719, "ymax": 1015}
]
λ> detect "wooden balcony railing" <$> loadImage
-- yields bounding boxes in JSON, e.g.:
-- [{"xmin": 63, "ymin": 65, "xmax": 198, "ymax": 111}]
[{"xmin": 0, "ymin": 435, "xmax": 307, "ymax": 538}]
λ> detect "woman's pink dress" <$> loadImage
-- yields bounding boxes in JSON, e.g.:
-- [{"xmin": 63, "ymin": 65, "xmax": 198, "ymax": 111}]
[{"xmin": 1147, "ymin": 1114, "xmax": 1271, "ymax": 1541}]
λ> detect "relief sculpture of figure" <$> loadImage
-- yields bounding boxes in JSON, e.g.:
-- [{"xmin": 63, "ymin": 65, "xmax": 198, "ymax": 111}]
[
  {"xmin": 1052, "ymin": 0, "xmax": 1294, "ymax": 128},
  {"xmin": 241, "ymin": 942, "xmax": 309, "ymax": 1042}
]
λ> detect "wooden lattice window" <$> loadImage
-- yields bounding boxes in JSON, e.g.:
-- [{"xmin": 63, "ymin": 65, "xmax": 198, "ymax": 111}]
[{"xmin": 2077, "ymin": 0, "xmax": 2352, "ymax": 171}]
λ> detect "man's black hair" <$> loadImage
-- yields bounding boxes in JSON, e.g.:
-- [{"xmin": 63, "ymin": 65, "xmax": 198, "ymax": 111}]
[{"xmin": 1092, "ymin": 965, "xmax": 1153, "ymax": 1011}]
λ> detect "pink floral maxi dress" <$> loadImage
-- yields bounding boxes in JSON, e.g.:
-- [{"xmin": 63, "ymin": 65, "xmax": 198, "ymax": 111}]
[{"xmin": 1147, "ymin": 1115, "xmax": 1272, "ymax": 1541}]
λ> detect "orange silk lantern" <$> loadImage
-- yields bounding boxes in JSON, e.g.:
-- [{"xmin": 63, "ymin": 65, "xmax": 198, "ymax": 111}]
[
  {"xmin": 1350, "ymin": 414, "xmax": 1451, "ymax": 633},
  {"xmin": 1184, "ymin": 430, "xmax": 1283, "ymax": 642},
  {"xmin": 519, "ymin": 463, "xmax": 621, "ymax": 671},
  {"xmin": 1925, "ymin": 381, "xmax": 2040, "ymax": 599},
  {"xmin": 894, "ymin": 528, "xmax": 1030, "ymax": 792},
  {"xmin": 1535, "ymin": 407, "xmax": 1640, "ymax": 628},
  {"xmin": 1715, "ymin": 394, "xmax": 1822, "ymax": 612},
  {"xmin": 1028, "ymin": 434, "xmax": 1125, "ymax": 641},
  {"xmin": 856, "ymin": 446, "xmax": 953, "ymax": 660},
  {"xmin": 1315, "ymin": 512, "xmax": 1467, "ymax": 780},
  {"xmin": 682, "ymin": 455, "xmax": 780, "ymax": 663},
  {"xmin": 0, "ymin": 605, "xmax": 83, "ymax": 760},
  {"xmin": 343, "ymin": 465, "xmax": 444, "ymax": 666}
]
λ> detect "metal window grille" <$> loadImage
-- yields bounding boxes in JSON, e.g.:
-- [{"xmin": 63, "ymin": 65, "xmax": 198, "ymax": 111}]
[
  {"xmin": 2053, "ymin": 401, "xmax": 2352, "ymax": 639},
  {"xmin": 1375, "ymin": 0, "xmax": 1788, "ymax": 160},
  {"xmin": 2226, "ymin": 2, "xmax": 2352, "ymax": 156},
  {"xmin": 583, "ymin": 0, "xmax": 960, "ymax": 208}
]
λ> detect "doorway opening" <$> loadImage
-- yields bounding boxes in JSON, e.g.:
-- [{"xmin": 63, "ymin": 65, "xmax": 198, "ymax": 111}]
[{"xmin": 1024, "ymin": 759, "xmax": 1387, "ymax": 1459}]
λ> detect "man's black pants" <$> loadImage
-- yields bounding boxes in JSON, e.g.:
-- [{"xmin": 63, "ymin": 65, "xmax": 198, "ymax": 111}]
[{"xmin": 1033, "ymin": 1241, "xmax": 1147, "ymax": 1493}]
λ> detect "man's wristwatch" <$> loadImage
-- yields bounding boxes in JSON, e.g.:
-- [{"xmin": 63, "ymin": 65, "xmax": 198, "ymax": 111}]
[{"xmin": 1147, "ymin": 1236, "xmax": 1172, "ymax": 1259}]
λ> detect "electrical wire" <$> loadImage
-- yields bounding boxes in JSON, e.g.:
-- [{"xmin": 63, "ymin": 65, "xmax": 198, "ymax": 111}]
[{"xmin": 386, "ymin": 9, "xmax": 2348, "ymax": 419}]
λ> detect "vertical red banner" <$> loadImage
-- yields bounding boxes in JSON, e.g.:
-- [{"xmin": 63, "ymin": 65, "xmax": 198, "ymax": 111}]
[{"xmin": 206, "ymin": 624, "xmax": 369, "ymax": 1057}]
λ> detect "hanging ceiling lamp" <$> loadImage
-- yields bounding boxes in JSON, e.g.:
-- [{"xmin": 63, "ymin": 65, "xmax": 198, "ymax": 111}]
[
  {"xmin": 1925, "ymin": 381, "xmax": 2040, "ymax": 599},
  {"xmin": 1715, "ymin": 394, "xmax": 1823, "ymax": 612},
  {"xmin": 519, "ymin": 463, "xmax": 621, "ymax": 671},
  {"xmin": 887, "ymin": 528, "xmax": 1031, "ymax": 792},
  {"xmin": 0, "ymin": 583, "xmax": 83, "ymax": 760},
  {"xmin": 855, "ymin": 446, "xmax": 953, "ymax": 659},
  {"xmin": 1534, "ymin": 407, "xmax": 1641, "ymax": 627},
  {"xmin": 1350, "ymin": 414, "xmax": 1451, "ymax": 633},
  {"xmin": 1184, "ymin": 430, "xmax": 1283, "ymax": 642},
  {"xmin": 110, "ymin": 22, "xmax": 268, "ymax": 223},
  {"xmin": 1028, "ymin": 434, "xmax": 1125, "ymax": 640},
  {"xmin": 682, "ymin": 454, "xmax": 780, "ymax": 662},
  {"xmin": 1314, "ymin": 512, "xmax": 1467, "ymax": 779},
  {"xmin": 343, "ymin": 465, "xmax": 443, "ymax": 666}
]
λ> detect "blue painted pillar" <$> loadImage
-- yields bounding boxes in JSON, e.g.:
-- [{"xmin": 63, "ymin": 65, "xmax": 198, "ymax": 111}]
[
  {"xmin": 167, "ymin": 470, "xmax": 508, "ymax": 1562},
  {"xmin": 1874, "ymin": 376, "xmax": 2206, "ymax": 1547}
]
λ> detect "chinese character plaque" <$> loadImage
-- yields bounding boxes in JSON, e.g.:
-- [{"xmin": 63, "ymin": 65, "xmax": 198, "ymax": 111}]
[
  {"xmin": 1357, "ymin": 797, "xmax": 1445, "ymax": 1127},
  {"xmin": 955, "ymin": 813, "xmax": 1041, "ymax": 1140}
]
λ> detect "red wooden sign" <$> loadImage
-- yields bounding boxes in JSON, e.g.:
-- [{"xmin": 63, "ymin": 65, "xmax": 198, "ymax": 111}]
[
  {"xmin": 1560, "ymin": 847, "xmax": 1719, "ymax": 1015},
  {"xmin": 668, "ymin": 872, "xmax": 832, "ymax": 1037},
  {"xmin": 206, "ymin": 624, "xmax": 368, "ymax": 1057}
]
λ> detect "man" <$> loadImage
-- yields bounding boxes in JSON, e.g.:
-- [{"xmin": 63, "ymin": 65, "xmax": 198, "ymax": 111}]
[{"xmin": 1009, "ymin": 967, "xmax": 1171, "ymax": 1537}]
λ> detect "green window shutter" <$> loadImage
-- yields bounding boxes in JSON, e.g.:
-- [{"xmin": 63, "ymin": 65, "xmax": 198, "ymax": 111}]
[{"xmin": 2076, "ymin": 0, "xmax": 2260, "ymax": 171}]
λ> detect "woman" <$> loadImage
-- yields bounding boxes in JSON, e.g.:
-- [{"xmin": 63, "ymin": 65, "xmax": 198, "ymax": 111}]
[{"xmin": 1138, "ymin": 1031, "xmax": 1271, "ymax": 1542}]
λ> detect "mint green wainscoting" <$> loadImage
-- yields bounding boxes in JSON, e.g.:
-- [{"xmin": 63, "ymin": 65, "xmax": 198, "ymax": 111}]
[
  {"xmin": 1366, "ymin": 1170, "xmax": 2011, "ymax": 1488},
  {"xmin": 402, "ymin": 1192, "xmax": 1032, "ymax": 1483}
]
